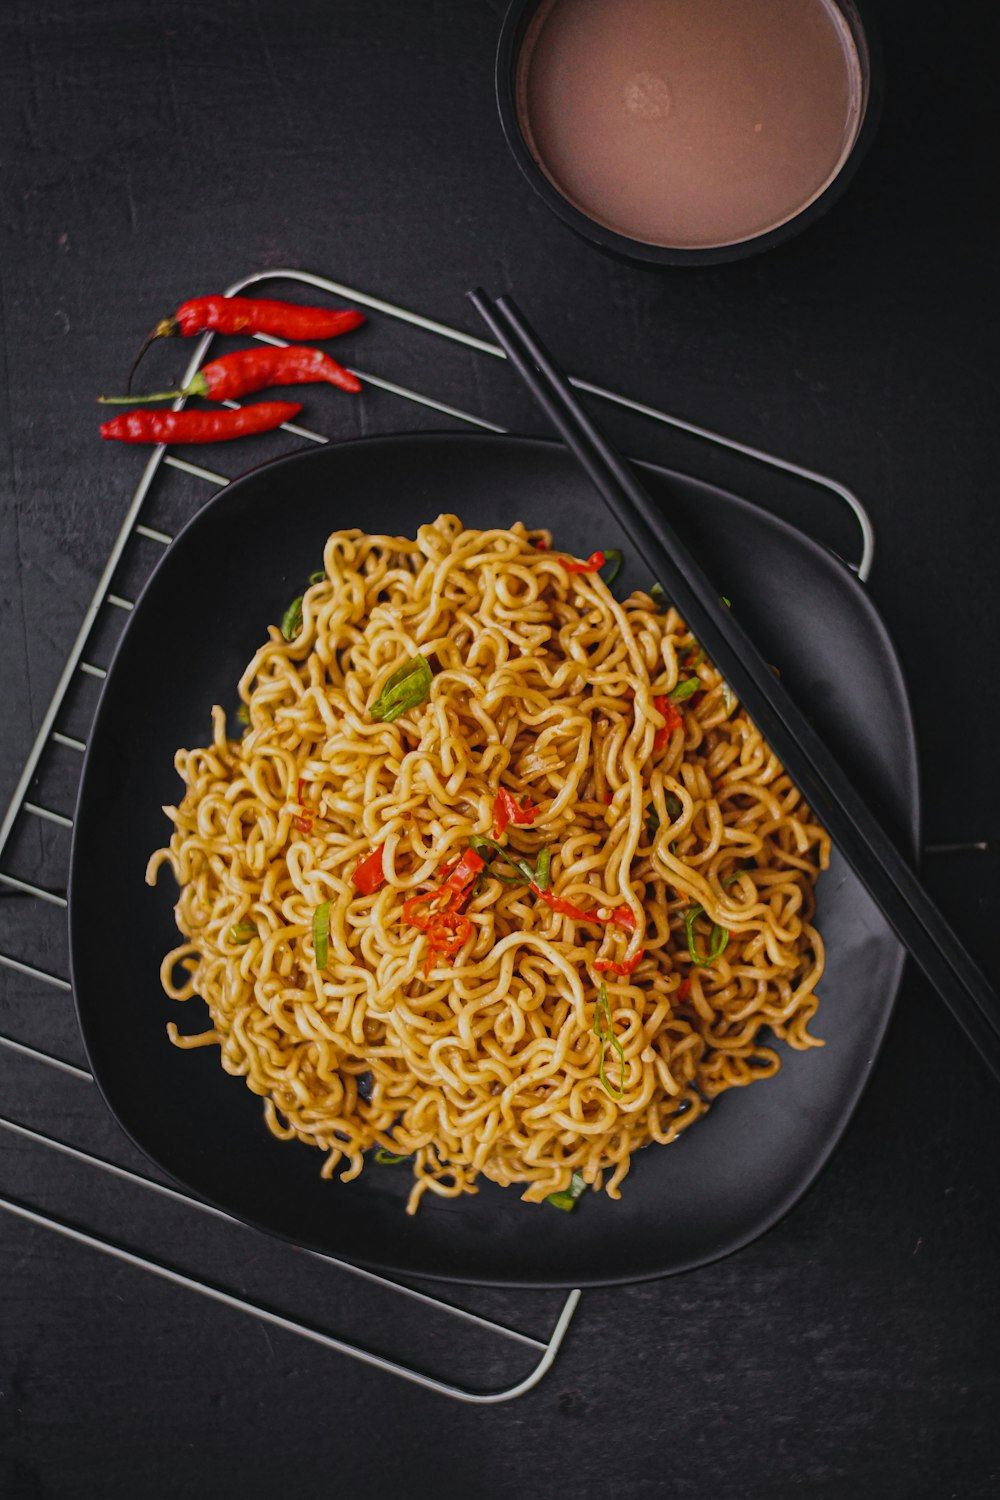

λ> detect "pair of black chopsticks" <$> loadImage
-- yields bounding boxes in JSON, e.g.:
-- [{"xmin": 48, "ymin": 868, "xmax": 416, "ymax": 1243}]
[{"xmin": 468, "ymin": 287, "xmax": 1000, "ymax": 1084}]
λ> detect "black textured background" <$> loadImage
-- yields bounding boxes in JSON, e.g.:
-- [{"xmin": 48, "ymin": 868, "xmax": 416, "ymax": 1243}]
[{"xmin": 1, "ymin": 2, "xmax": 998, "ymax": 1496}]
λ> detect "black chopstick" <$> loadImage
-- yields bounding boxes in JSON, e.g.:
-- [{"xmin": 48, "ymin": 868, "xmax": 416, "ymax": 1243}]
[{"xmin": 468, "ymin": 286, "xmax": 1000, "ymax": 1083}]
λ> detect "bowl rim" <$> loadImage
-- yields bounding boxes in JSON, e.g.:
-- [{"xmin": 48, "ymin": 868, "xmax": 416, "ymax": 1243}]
[{"xmin": 495, "ymin": 0, "xmax": 883, "ymax": 267}]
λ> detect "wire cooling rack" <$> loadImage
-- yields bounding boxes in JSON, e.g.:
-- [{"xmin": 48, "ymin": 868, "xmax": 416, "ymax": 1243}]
[{"xmin": 0, "ymin": 267, "xmax": 877, "ymax": 1403}]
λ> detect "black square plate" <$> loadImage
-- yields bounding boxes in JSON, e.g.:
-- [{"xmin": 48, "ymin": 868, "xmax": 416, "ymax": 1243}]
[{"xmin": 69, "ymin": 434, "xmax": 918, "ymax": 1287}]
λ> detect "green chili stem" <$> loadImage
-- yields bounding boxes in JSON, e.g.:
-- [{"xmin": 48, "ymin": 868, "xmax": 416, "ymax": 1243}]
[{"xmin": 97, "ymin": 372, "xmax": 210, "ymax": 404}]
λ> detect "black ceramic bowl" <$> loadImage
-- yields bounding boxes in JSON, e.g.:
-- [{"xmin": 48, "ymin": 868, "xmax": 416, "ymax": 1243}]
[
  {"xmin": 69, "ymin": 434, "xmax": 917, "ymax": 1288},
  {"xmin": 496, "ymin": 0, "xmax": 881, "ymax": 267}
]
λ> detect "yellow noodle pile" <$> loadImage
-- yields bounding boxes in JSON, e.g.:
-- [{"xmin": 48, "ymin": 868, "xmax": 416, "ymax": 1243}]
[{"xmin": 147, "ymin": 515, "xmax": 829, "ymax": 1213}]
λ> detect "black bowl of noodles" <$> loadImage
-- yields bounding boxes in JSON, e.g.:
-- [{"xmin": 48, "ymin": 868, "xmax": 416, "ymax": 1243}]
[{"xmin": 69, "ymin": 433, "xmax": 918, "ymax": 1287}]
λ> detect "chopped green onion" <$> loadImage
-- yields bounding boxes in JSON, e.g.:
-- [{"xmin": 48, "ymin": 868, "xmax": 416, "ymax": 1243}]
[
  {"xmin": 601, "ymin": 549, "xmax": 623, "ymax": 585},
  {"xmin": 469, "ymin": 833, "xmax": 539, "ymax": 887},
  {"xmin": 534, "ymin": 847, "xmax": 552, "ymax": 891},
  {"xmin": 669, "ymin": 677, "xmax": 700, "ymax": 703},
  {"xmin": 281, "ymin": 595, "xmax": 303, "ymax": 641},
  {"xmin": 312, "ymin": 900, "xmax": 330, "ymax": 970},
  {"xmin": 547, "ymin": 1169, "xmax": 588, "ymax": 1212},
  {"xmin": 308, "ymin": 570, "xmax": 326, "ymax": 585},
  {"xmin": 721, "ymin": 682, "xmax": 736, "ymax": 712},
  {"xmin": 236, "ymin": 703, "xmax": 250, "ymax": 725},
  {"xmin": 374, "ymin": 1148, "xmax": 409, "ymax": 1165},
  {"xmin": 721, "ymin": 595, "xmax": 732, "ymax": 608},
  {"xmin": 684, "ymin": 904, "xmax": 729, "ymax": 968},
  {"xmin": 593, "ymin": 981, "xmax": 626, "ymax": 1100},
  {"xmin": 665, "ymin": 794, "xmax": 683, "ymax": 820},
  {"xmin": 369, "ymin": 653, "xmax": 433, "ymax": 723},
  {"xmin": 228, "ymin": 922, "xmax": 256, "ymax": 943},
  {"xmin": 644, "ymin": 803, "xmax": 659, "ymax": 837},
  {"xmin": 649, "ymin": 582, "xmax": 668, "ymax": 608}
]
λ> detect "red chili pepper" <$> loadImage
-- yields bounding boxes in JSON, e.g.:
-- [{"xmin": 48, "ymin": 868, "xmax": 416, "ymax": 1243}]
[
  {"xmin": 128, "ymin": 295, "xmax": 365, "ymax": 389},
  {"xmin": 402, "ymin": 890, "xmax": 437, "ymax": 930},
  {"xmin": 607, "ymin": 905, "xmax": 637, "ymax": 932},
  {"xmin": 559, "ymin": 550, "xmax": 606, "ymax": 575},
  {"xmin": 100, "ymin": 402, "xmax": 302, "ymax": 446},
  {"xmin": 402, "ymin": 846, "xmax": 483, "ymax": 968},
  {"xmin": 352, "ymin": 846, "xmax": 386, "ymax": 895},
  {"xmin": 104, "ymin": 346, "xmax": 360, "ymax": 407},
  {"xmin": 442, "ymin": 848, "xmax": 485, "ymax": 898},
  {"xmin": 492, "ymin": 788, "xmax": 537, "ymax": 839},
  {"xmin": 594, "ymin": 949, "xmax": 645, "ymax": 976},
  {"xmin": 652, "ymin": 694, "xmax": 683, "ymax": 752},
  {"xmin": 422, "ymin": 907, "xmax": 473, "ymax": 973},
  {"xmin": 677, "ymin": 978, "xmax": 692, "ymax": 1000},
  {"xmin": 531, "ymin": 885, "xmax": 605, "ymax": 924},
  {"xmin": 175, "ymin": 296, "xmax": 364, "ymax": 340},
  {"xmin": 425, "ymin": 908, "xmax": 472, "ymax": 955},
  {"xmin": 533, "ymin": 537, "xmax": 549, "ymax": 550},
  {"xmin": 601, "ymin": 790, "xmax": 614, "ymax": 806},
  {"xmin": 291, "ymin": 777, "xmax": 316, "ymax": 834}
]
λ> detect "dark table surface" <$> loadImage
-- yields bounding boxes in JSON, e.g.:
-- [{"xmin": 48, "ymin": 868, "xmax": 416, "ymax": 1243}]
[{"xmin": 2, "ymin": 1, "xmax": 999, "ymax": 1496}]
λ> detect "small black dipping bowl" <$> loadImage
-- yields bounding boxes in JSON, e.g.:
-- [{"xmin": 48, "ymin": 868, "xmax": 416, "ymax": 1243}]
[{"xmin": 495, "ymin": 0, "xmax": 882, "ymax": 267}]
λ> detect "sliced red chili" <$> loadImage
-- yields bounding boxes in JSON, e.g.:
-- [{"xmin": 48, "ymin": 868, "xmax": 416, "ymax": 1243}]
[
  {"xmin": 531, "ymin": 885, "xmax": 605, "ymax": 924},
  {"xmin": 425, "ymin": 908, "xmax": 472, "ymax": 953},
  {"xmin": 594, "ymin": 949, "xmax": 645, "ymax": 976},
  {"xmin": 492, "ymin": 788, "xmax": 537, "ymax": 839},
  {"xmin": 677, "ymin": 978, "xmax": 692, "ymax": 1000},
  {"xmin": 403, "ymin": 846, "xmax": 484, "ymax": 969},
  {"xmin": 442, "ymin": 848, "xmax": 485, "ymax": 898},
  {"xmin": 402, "ymin": 890, "xmax": 437, "ymax": 930},
  {"xmin": 291, "ymin": 777, "xmax": 314, "ymax": 834},
  {"xmin": 652, "ymin": 694, "xmax": 683, "ymax": 752},
  {"xmin": 607, "ymin": 905, "xmax": 637, "ymax": 932},
  {"xmin": 559, "ymin": 550, "xmax": 606, "ymax": 575},
  {"xmin": 352, "ymin": 845, "xmax": 386, "ymax": 895},
  {"xmin": 422, "ymin": 908, "xmax": 473, "ymax": 974}
]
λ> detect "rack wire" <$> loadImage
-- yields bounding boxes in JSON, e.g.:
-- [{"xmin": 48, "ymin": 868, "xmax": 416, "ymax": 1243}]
[{"xmin": 0, "ymin": 267, "xmax": 876, "ymax": 1402}]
